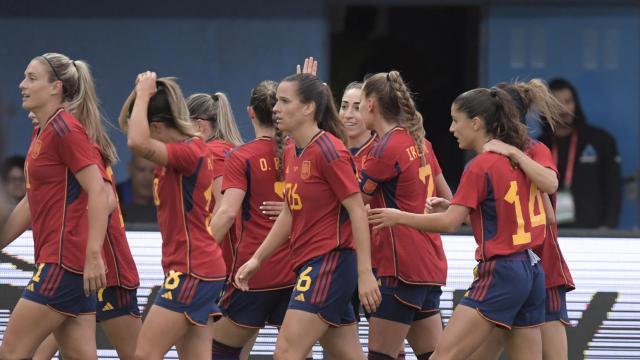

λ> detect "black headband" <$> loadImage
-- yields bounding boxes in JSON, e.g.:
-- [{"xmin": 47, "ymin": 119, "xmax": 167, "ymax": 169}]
[{"xmin": 40, "ymin": 56, "xmax": 61, "ymax": 81}]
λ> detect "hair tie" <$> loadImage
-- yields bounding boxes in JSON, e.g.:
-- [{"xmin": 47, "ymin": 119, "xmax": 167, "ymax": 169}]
[
  {"xmin": 386, "ymin": 73, "xmax": 391, "ymax": 81},
  {"xmin": 72, "ymin": 60, "xmax": 77, "ymax": 69},
  {"xmin": 40, "ymin": 56, "xmax": 61, "ymax": 81},
  {"xmin": 489, "ymin": 88, "xmax": 498, "ymax": 98}
]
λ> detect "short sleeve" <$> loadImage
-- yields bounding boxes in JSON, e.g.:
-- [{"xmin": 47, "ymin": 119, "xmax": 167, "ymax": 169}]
[
  {"xmin": 527, "ymin": 142, "xmax": 558, "ymax": 175},
  {"xmin": 56, "ymin": 122, "xmax": 103, "ymax": 175},
  {"xmin": 451, "ymin": 162, "xmax": 486, "ymax": 210},
  {"xmin": 359, "ymin": 147, "xmax": 398, "ymax": 196},
  {"xmin": 221, "ymin": 150, "xmax": 248, "ymax": 193},
  {"xmin": 323, "ymin": 151, "xmax": 360, "ymax": 201},
  {"xmin": 166, "ymin": 140, "xmax": 201, "ymax": 175}
]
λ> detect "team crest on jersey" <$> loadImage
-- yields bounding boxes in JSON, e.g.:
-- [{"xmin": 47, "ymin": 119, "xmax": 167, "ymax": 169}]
[
  {"xmin": 301, "ymin": 161, "xmax": 311, "ymax": 179},
  {"xmin": 363, "ymin": 179, "xmax": 376, "ymax": 194},
  {"xmin": 31, "ymin": 140, "xmax": 42, "ymax": 159}
]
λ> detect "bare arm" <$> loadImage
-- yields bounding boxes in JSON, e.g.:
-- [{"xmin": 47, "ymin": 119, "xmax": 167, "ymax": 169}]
[
  {"xmin": 369, "ymin": 204, "xmax": 470, "ymax": 233},
  {"xmin": 127, "ymin": 71, "xmax": 169, "ymax": 166},
  {"xmin": 210, "ymin": 188, "xmax": 245, "ymax": 243},
  {"xmin": 0, "ymin": 196, "xmax": 31, "ymax": 250},
  {"xmin": 76, "ymin": 165, "xmax": 114, "ymax": 295},
  {"xmin": 484, "ymin": 140, "xmax": 558, "ymax": 194}
]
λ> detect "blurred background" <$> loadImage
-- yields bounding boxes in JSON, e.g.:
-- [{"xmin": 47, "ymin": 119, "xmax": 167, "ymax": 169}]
[{"xmin": 1, "ymin": 0, "xmax": 639, "ymax": 231}]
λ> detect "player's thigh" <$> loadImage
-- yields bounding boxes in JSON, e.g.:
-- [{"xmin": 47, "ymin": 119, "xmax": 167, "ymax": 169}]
[
  {"xmin": 466, "ymin": 327, "xmax": 507, "ymax": 360},
  {"xmin": 32, "ymin": 333, "xmax": 59, "ymax": 360},
  {"xmin": 101, "ymin": 315, "xmax": 142, "ymax": 360},
  {"xmin": 319, "ymin": 323, "xmax": 365, "ymax": 360},
  {"xmin": 541, "ymin": 321, "xmax": 568, "ymax": 360},
  {"xmin": 212, "ymin": 316, "xmax": 260, "ymax": 348},
  {"xmin": 406, "ymin": 313, "xmax": 443, "ymax": 354},
  {"xmin": 430, "ymin": 304, "xmax": 495, "ymax": 360},
  {"xmin": 135, "ymin": 305, "xmax": 192, "ymax": 360},
  {"xmin": 504, "ymin": 326, "xmax": 542, "ymax": 360},
  {"xmin": 368, "ymin": 317, "xmax": 411, "ymax": 358},
  {"xmin": 0, "ymin": 298, "xmax": 66, "ymax": 359},
  {"xmin": 275, "ymin": 309, "xmax": 329, "ymax": 360},
  {"xmin": 175, "ymin": 317, "xmax": 214, "ymax": 360},
  {"xmin": 54, "ymin": 314, "xmax": 98, "ymax": 360}
]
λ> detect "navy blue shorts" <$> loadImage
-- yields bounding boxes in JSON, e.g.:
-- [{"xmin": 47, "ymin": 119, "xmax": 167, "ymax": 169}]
[
  {"xmin": 459, "ymin": 251, "xmax": 545, "ymax": 329},
  {"xmin": 370, "ymin": 277, "xmax": 442, "ymax": 325},
  {"xmin": 545, "ymin": 286, "xmax": 570, "ymax": 325},
  {"xmin": 96, "ymin": 286, "xmax": 141, "ymax": 322},
  {"xmin": 288, "ymin": 249, "xmax": 357, "ymax": 327},
  {"xmin": 219, "ymin": 283, "xmax": 293, "ymax": 328},
  {"xmin": 154, "ymin": 270, "xmax": 224, "ymax": 326},
  {"xmin": 22, "ymin": 263, "xmax": 96, "ymax": 316}
]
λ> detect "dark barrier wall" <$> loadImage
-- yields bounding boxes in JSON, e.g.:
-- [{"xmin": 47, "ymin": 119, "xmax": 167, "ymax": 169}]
[{"xmin": 0, "ymin": 0, "xmax": 327, "ymax": 182}]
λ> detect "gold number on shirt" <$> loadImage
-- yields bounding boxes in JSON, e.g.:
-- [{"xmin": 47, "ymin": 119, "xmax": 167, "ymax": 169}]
[
  {"xmin": 163, "ymin": 270, "xmax": 182, "ymax": 290},
  {"xmin": 504, "ymin": 181, "xmax": 546, "ymax": 245},
  {"xmin": 32, "ymin": 263, "xmax": 45, "ymax": 283},
  {"xmin": 203, "ymin": 182, "xmax": 214, "ymax": 231},
  {"xmin": 274, "ymin": 181, "xmax": 285, "ymax": 199},
  {"xmin": 106, "ymin": 167, "xmax": 125, "ymax": 228},
  {"xmin": 418, "ymin": 165, "xmax": 434, "ymax": 198},
  {"xmin": 296, "ymin": 266, "xmax": 313, "ymax": 292},
  {"xmin": 284, "ymin": 182, "xmax": 303, "ymax": 210},
  {"xmin": 153, "ymin": 178, "xmax": 160, "ymax": 206}
]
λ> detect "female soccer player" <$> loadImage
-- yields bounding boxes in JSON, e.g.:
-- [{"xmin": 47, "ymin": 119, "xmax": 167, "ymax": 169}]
[
  {"xmin": 206, "ymin": 80, "xmax": 296, "ymax": 359},
  {"xmin": 357, "ymin": 71, "xmax": 452, "ymax": 360},
  {"xmin": 369, "ymin": 86, "xmax": 547, "ymax": 360},
  {"xmin": 468, "ymin": 80, "xmax": 575, "ymax": 360},
  {"xmin": 235, "ymin": 73, "xmax": 380, "ymax": 359},
  {"xmin": 0, "ymin": 52, "xmax": 117, "ymax": 359},
  {"xmin": 119, "ymin": 72, "xmax": 226, "ymax": 359},
  {"xmin": 34, "ymin": 162, "xmax": 141, "ymax": 360}
]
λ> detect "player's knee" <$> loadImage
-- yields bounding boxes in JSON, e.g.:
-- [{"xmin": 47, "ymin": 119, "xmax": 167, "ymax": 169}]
[{"xmin": 274, "ymin": 340, "xmax": 304, "ymax": 360}]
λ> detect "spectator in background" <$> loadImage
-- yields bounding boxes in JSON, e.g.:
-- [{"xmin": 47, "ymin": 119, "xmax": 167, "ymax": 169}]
[
  {"xmin": 116, "ymin": 154, "xmax": 156, "ymax": 223},
  {"xmin": 1, "ymin": 155, "xmax": 26, "ymax": 208},
  {"xmin": 541, "ymin": 78, "xmax": 622, "ymax": 228}
]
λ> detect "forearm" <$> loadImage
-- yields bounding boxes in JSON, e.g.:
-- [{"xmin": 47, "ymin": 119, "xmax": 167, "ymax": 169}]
[
  {"xmin": 510, "ymin": 150, "xmax": 558, "ymax": 194},
  {"xmin": 252, "ymin": 210, "xmax": 292, "ymax": 263},
  {"xmin": 210, "ymin": 207, "xmax": 236, "ymax": 243},
  {"xmin": 0, "ymin": 197, "xmax": 31, "ymax": 249},
  {"xmin": 86, "ymin": 187, "xmax": 110, "ymax": 257},
  {"xmin": 127, "ymin": 96, "xmax": 152, "ymax": 152},
  {"xmin": 350, "ymin": 205, "xmax": 373, "ymax": 273},
  {"xmin": 398, "ymin": 211, "xmax": 459, "ymax": 233}
]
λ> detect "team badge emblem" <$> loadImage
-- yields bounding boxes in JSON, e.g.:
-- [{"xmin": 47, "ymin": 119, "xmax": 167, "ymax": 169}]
[
  {"xmin": 301, "ymin": 161, "xmax": 311, "ymax": 180},
  {"xmin": 31, "ymin": 140, "xmax": 42, "ymax": 159}
]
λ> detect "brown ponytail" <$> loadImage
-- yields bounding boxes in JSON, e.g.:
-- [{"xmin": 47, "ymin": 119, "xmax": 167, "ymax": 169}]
[
  {"xmin": 363, "ymin": 70, "xmax": 426, "ymax": 166},
  {"xmin": 454, "ymin": 87, "xmax": 530, "ymax": 150}
]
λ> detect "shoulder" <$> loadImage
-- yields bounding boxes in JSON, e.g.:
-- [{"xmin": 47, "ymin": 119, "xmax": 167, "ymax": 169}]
[
  {"xmin": 49, "ymin": 110, "xmax": 85, "ymax": 138},
  {"xmin": 313, "ymin": 132, "xmax": 348, "ymax": 163},
  {"xmin": 464, "ymin": 152, "xmax": 503, "ymax": 172},
  {"xmin": 370, "ymin": 129, "xmax": 406, "ymax": 159}
]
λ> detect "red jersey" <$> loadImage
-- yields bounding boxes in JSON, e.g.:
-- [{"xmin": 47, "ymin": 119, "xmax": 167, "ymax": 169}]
[
  {"xmin": 452, "ymin": 152, "xmax": 547, "ymax": 261},
  {"xmin": 349, "ymin": 134, "xmax": 381, "ymax": 268},
  {"xmin": 283, "ymin": 131, "xmax": 359, "ymax": 271},
  {"xmin": 25, "ymin": 109, "xmax": 104, "ymax": 273},
  {"xmin": 154, "ymin": 138, "xmax": 226, "ymax": 279},
  {"xmin": 207, "ymin": 139, "xmax": 235, "ymax": 271},
  {"xmin": 527, "ymin": 140, "xmax": 575, "ymax": 290},
  {"xmin": 222, "ymin": 137, "xmax": 294, "ymax": 289},
  {"xmin": 102, "ymin": 166, "xmax": 140, "ymax": 289},
  {"xmin": 360, "ymin": 127, "xmax": 447, "ymax": 285}
]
